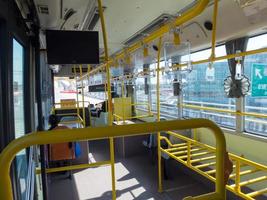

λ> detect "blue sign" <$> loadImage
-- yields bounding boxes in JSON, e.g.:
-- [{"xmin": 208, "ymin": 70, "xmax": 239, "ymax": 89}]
[{"xmin": 251, "ymin": 63, "xmax": 267, "ymax": 97}]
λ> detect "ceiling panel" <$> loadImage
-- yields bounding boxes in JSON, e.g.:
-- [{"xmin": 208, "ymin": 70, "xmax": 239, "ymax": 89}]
[{"xmin": 94, "ymin": 0, "xmax": 195, "ymax": 54}]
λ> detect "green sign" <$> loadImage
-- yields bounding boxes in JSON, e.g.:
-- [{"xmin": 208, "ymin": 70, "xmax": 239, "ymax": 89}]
[{"xmin": 251, "ymin": 63, "xmax": 267, "ymax": 97}]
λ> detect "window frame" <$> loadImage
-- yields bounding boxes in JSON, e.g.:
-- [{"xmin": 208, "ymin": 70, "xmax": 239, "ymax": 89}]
[{"xmin": 139, "ymin": 37, "xmax": 267, "ymax": 140}]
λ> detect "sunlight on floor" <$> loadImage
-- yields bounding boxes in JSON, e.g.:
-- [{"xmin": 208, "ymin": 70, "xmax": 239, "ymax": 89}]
[{"xmin": 73, "ymin": 162, "xmax": 149, "ymax": 200}]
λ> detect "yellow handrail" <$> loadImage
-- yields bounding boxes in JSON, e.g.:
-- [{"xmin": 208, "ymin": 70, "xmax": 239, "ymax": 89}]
[
  {"xmin": 0, "ymin": 119, "xmax": 227, "ymax": 200},
  {"xmin": 182, "ymin": 104, "xmax": 267, "ymax": 119},
  {"xmin": 161, "ymin": 130, "xmax": 267, "ymax": 200},
  {"xmin": 79, "ymin": 0, "xmax": 210, "ymax": 80},
  {"xmin": 113, "ymin": 102, "xmax": 153, "ymax": 121},
  {"xmin": 97, "ymin": 0, "xmax": 116, "ymax": 199}
]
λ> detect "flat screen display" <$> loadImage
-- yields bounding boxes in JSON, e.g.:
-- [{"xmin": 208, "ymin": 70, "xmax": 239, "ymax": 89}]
[{"xmin": 46, "ymin": 30, "xmax": 99, "ymax": 64}]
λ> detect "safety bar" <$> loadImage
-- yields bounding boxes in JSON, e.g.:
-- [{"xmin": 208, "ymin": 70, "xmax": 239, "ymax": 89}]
[
  {"xmin": 113, "ymin": 102, "xmax": 153, "ymax": 122},
  {"xmin": 79, "ymin": 0, "xmax": 210, "ymax": 79},
  {"xmin": 0, "ymin": 119, "xmax": 226, "ymax": 200},
  {"xmin": 183, "ymin": 104, "xmax": 267, "ymax": 119},
  {"xmin": 53, "ymin": 101, "xmax": 90, "ymax": 109},
  {"xmin": 161, "ymin": 130, "xmax": 267, "ymax": 200}
]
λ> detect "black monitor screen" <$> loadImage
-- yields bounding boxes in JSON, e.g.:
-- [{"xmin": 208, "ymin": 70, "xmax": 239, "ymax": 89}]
[{"xmin": 46, "ymin": 30, "xmax": 99, "ymax": 64}]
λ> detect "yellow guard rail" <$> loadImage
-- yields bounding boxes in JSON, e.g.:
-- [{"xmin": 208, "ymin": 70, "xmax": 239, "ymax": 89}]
[
  {"xmin": 160, "ymin": 131, "xmax": 267, "ymax": 200},
  {"xmin": 0, "ymin": 119, "xmax": 227, "ymax": 200}
]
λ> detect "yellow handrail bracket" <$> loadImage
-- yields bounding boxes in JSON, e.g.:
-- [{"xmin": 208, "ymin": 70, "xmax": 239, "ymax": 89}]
[{"xmin": 0, "ymin": 119, "xmax": 227, "ymax": 200}]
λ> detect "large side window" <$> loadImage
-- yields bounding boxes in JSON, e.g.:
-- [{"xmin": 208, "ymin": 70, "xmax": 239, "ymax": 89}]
[
  {"xmin": 13, "ymin": 38, "xmax": 27, "ymax": 199},
  {"xmin": 150, "ymin": 63, "xmax": 178, "ymax": 119},
  {"xmin": 135, "ymin": 76, "xmax": 149, "ymax": 109},
  {"xmin": 244, "ymin": 34, "xmax": 267, "ymax": 137},
  {"xmin": 183, "ymin": 46, "xmax": 236, "ymax": 128}
]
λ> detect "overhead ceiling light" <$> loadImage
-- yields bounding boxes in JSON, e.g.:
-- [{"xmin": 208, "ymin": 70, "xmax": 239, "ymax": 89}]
[
  {"xmin": 37, "ymin": 5, "xmax": 49, "ymax": 14},
  {"xmin": 123, "ymin": 14, "xmax": 172, "ymax": 46},
  {"xmin": 235, "ymin": 0, "xmax": 257, "ymax": 8},
  {"xmin": 79, "ymin": 0, "xmax": 106, "ymax": 30},
  {"xmin": 60, "ymin": 8, "xmax": 77, "ymax": 29}
]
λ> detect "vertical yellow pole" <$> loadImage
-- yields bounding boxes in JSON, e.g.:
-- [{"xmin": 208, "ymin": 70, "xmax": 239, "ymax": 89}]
[
  {"xmin": 211, "ymin": 1, "xmax": 226, "ymax": 199},
  {"xmin": 104, "ymin": 80, "xmax": 108, "ymax": 113},
  {"xmin": 97, "ymin": 0, "xmax": 116, "ymax": 199},
  {"xmin": 211, "ymin": 0, "xmax": 219, "ymax": 59},
  {"xmin": 187, "ymin": 141, "xmax": 191, "ymax": 166},
  {"xmin": 74, "ymin": 66, "xmax": 80, "ymax": 118},
  {"xmin": 87, "ymin": 65, "xmax": 92, "ymax": 126},
  {"xmin": 235, "ymin": 160, "xmax": 241, "ymax": 193},
  {"xmin": 79, "ymin": 65, "xmax": 86, "ymax": 127},
  {"xmin": 156, "ymin": 37, "xmax": 163, "ymax": 192},
  {"xmin": 121, "ymin": 79, "xmax": 125, "ymax": 123},
  {"xmin": 193, "ymin": 129, "xmax": 198, "ymax": 141}
]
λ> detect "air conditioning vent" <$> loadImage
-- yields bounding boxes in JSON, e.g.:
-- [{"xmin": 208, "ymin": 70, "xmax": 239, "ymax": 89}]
[
  {"xmin": 123, "ymin": 14, "xmax": 172, "ymax": 46},
  {"xmin": 73, "ymin": 23, "xmax": 79, "ymax": 29},
  {"xmin": 235, "ymin": 0, "xmax": 257, "ymax": 8},
  {"xmin": 88, "ymin": 11, "xmax": 99, "ymax": 30},
  {"xmin": 37, "ymin": 5, "xmax": 49, "ymax": 14},
  {"xmin": 87, "ymin": 7, "xmax": 106, "ymax": 30}
]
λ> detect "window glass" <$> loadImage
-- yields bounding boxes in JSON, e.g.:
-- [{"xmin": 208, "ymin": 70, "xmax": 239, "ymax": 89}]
[
  {"xmin": 54, "ymin": 77, "xmax": 95, "ymax": 107},
  {"xmin": 181, "ymin": 45, "xmax": 226, "ymax": 62},
  {"xmin": 183, "ymin": 46, "xmax": 236, "ymax": 128},
  {"xmin": 244, "ymin": 34, "xmax": 267, "ymax": 136},
  {"xmin": 149, "ymin": 62, "xmax": 178, "ymax": 119},
  {"xmin": 135, "ymin": 77, "xmax": 149, "ymax": 111},
  {"xmin": 13, "ymin": 38, "xmax": 27, "ymax": 199}
]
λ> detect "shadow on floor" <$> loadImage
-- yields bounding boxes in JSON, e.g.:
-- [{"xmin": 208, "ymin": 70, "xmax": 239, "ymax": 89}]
[{"xmin": 48, "ymin": 139, "xmax": 212, "ymax": 200}]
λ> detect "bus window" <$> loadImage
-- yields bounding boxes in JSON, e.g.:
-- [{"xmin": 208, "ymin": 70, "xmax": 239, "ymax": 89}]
[{"xmin": 13, "ymin": 38, "xmax": 27, "ymax": 199}]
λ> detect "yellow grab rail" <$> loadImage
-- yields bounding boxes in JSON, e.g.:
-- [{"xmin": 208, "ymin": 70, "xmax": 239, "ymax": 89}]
[
  {"xmin": 79, "ymin": 0, "xmax": 210, "ymax": 80},
  {"xmin": 0, "ymin": 119, "xmax": 227, "ymax": 200},
  {"xmin": 161, "ymin": 130, "xmax": 267, "ymax": 200},
  {"xmin": 183, "ymin": 104, "xmax": 267, "ymax": 119},
  {"xmin": 113, "ymin": 102, "xmax": 153, "ymax": 122}
]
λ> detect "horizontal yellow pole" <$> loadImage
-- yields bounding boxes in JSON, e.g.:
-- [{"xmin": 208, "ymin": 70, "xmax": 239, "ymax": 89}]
[
  {"xmin": 159, "ymin": 130, "xmax": 226, "ymax": 198},
  {"xmin": 167, "ymin": 131, "xmax": 267, "ymax": 174},
  {"xmin": 160, "ymin": 132, "xmax": 266, "ymax": 200},
  {"xmin": 159, "ymin": 136, "xmax": 174, "ymax": 147},
  {"xmin": 173, "ymin": 47, "xmax": 267, "ymax": 70},
  {"xmin": 79, "ymin": 0, "xmax": 210, "ymax": 79},
  {"xmin": 172, "ymin": 143, "xmax": 188, "ymax": 147},
  {"xmin": 172, "ymin": 148, "xmax": 205, "ymax": 156},
  {"xmin": 229, "ymin": 154, "xmax": 267, "ymax": 172},
  {"xmin": 206, "ymin": 169, "xmax": 216, "ymax": 175},
  {"xmin": 54, "ymin": 101, "xmax": 90, "ymax": 105},
  {"xmin": 0, "ymin": 119, "xmax": 226, "ymax": 200},
  {"xmin": 59, "ymin": 120, "xmax": 83, "ymax": 125},
  {"xmin": 183, "ymin": 104, "xmax": 267, "ymax": 119},
  {"xmin": 229, "ymin": 169, "xmax": 259, "ymax": 179},
  {"xmin": 166, "ymin": 145, "xmax": 188, "ymax": 152},
  {"xmin": 177, "ymin": 151, "xmax": 211, "ymax": 159},
  {"xmin": 36, "ymin": 161, "xmax": 111, "ymax": 174},
  {"xmin": 183, "ymin": 192, "xmax": 222, "ymax": 200},
  {"xmin": 55, "ymin": 113, "xmax": 78, "ymax": 116},
  {"xmin": 167, "ymin": 131, "xmax": 216, "ymax": 152},
  {"xmin": 191, "ymin": 155, "xmax": 216, "ymax": 164},
  {"xmin": 231, "ymin": 176, "xmax": 267, "ymax": 187},
  {"xmin": 247, "ymin": 187, "xmax": 267, "ymax": 198},
  {"xmin": 54, "ymin": 107, "xmax": 78, "ymax": 111},
  {"xmin": 195, "ymin": 162, "xmax": 216, "ymax": 169},
  {"xmin": 113, "ymin": 113, "xmax": 154, "ymax": 121},
  {"xmin": 89, "ymin": 46, "xmax": 267, "ymax": 83},
  {"xmin": 161, "ymin": 146, "xmax": 218, "ymax": 187}
]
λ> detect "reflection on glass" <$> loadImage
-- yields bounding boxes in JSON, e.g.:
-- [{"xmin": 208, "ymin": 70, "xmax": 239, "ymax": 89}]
[
  {"xmin": 244, "ymin": 34, "xmax": 267, "ymax": 136},
  {"xmin": 13, "ymin": 38, "xmax": 27, "ymax": 199},
  {"xmin": 182, "ymin": 46, "xmax": 236, "ymax": 128}
]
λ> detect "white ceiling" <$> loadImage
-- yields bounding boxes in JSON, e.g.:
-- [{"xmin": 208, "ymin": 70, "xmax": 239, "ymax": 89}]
[
  {"xmin": 34, "ymin": 0, "xmax": 195, "ymax": 50},
  {"xmin": 34, "ymin": 0, "xmax": 267, "ymax": 58},
  {"xmin": 93, "ymin": 0, "xmax": 194, "ymax": 54}
]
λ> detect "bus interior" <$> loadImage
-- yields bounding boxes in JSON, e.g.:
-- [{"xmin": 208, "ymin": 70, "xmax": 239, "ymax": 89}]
[{"xmin": 0, "ymin": 0, "xmax": 267, "ymax": 200}]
